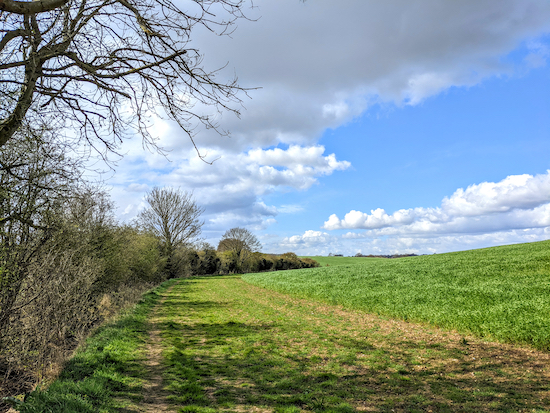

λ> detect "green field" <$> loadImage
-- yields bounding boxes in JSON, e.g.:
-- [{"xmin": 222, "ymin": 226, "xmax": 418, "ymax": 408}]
[
  {"xmin": 19, "ymin": 275, "xmax": 550, "ymax": 412},
  {"xmin": 301, "ymin": 256, "xmax": 386, "ymax": 267},
  {"xmin": 248, "ymin": 240, "xmax": 550, "ymax": 350},
  {"xmin": 14, "ymin": 240, "xmax": 550, "ymax": 412}
]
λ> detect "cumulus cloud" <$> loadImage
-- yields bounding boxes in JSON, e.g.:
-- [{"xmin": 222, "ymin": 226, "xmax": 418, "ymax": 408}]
[
  {"xmin": 323, "ymin": 171, "xmax": 550, "ymax": 237},
  {"xmin": 355, "ymin": 228, "xmax": 550, "ymax": 256},
  {"xmin": 207, "ymin": 201, "xmax": 277, "ymax": 232},
  {"xmin": 103, "ymin": 1, "xmax": 550, "ymax": 252},
  {"xmin": 278, "ymin": 230, "xmax": 337, "ymax": 254},
  {"xmin": 325, "ymin": 208, "xmax": 417, "ymax": 231},
  {"xmin": 168, "ymin": 145, "xmax": 350, "ymax": 201},
  {"xmin": 109, "ymin": 145, "xmax": 350, "ymax": 229},
  {"xmin": 116, "ymin": 1, "xmax": 550, "ymax": 156},
  {"xmin": 282, "ymin": 230, "xmax": 331, "ymax": 246},
  {"xmin": 265, "ymin": 227, "xmax": 550, "ymax": 257},
  {"xmin": 441, "ymin": 173, "xmax": 550, "ymax": 215}
]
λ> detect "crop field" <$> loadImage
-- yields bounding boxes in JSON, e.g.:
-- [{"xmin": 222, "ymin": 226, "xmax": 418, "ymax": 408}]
[
  {"xmin": 247, "ymin": 240, "xmax": 550, "ymax": 350},
  {"xmin": 300, "ymin": 256, "xmax": 385, "ymax": 267}
]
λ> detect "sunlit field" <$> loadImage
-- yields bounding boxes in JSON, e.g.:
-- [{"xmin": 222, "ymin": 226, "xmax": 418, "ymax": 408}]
[
  {"xmin": 18, "ymin": 272, "xmax": 550, "ymax": 412},
  {"xmin": 14, "ymin": 240, "xmax": 550, "ymax": 412},
  {"xmin": 246, "ymin": 240, "xmax": 550, "ymax": 350}
]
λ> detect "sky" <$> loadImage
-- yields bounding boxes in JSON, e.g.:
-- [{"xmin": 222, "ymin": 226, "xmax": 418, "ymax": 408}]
[{"xmin": 103, "ymin": 0, "xmax": 550, "ymax": 256}]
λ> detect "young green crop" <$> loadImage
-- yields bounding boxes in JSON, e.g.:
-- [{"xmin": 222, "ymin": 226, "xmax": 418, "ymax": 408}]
[{"xmin": 247, "ymin": 240, "xmax": 550, "ymax": 350}]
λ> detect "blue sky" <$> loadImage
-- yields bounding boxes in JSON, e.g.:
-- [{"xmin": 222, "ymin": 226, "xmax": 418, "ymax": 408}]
[{"xmin": 105, "ymin": 1, "xmax": 550, "ymax": 255}]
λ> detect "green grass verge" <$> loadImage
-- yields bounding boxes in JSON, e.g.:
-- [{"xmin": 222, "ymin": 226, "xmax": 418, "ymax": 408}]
[
  {"xmin": 251, "ymin": 240, "xmax": 550, "ymax": 350},
  {"xmin": 13, "ymin": 273, "xmax": 550, "ymax": 412},
  {"xmin": 14, "ymin": 279, "xmax": 178, "ymax": 413},
  {"xmin": 153, "ymin": 276, "xmax": 550, "ymax": 412}
]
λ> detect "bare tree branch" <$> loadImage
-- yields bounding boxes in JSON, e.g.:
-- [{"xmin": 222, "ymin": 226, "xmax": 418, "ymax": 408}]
[
  {"xmin": 0, "ymin": 123, "xmax": 81, "ymax": 340},
  {"xmin": 0, "ymin": 0, "xmax": 252, "ymax": 159},
  {"xmin": 0, "ymin": 0, "xmax": 70, "ymax": 15},
  {"xmin": 138, "ymin": 187, "xmax": 204, "ymax": 277}
]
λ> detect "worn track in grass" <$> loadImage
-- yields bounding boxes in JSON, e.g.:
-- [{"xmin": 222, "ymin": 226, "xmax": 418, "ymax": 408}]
[
  {"xmin": 139, "ymin": 283, "xmax": 178, "ymax": 413},
  {"xmin": 151, "ymin": 275, "xmax": 550, "ymax": 413}
]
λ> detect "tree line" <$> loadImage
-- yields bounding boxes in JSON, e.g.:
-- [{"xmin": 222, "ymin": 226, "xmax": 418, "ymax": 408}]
[
  {"xmin": 0, "ymin": 129, "xmax": 167, "ymax": 405},
  {"xmin": 354, "ymin": 253, "xmax": 418, "ymax": 258},
  {"xmin": 0, "ymin": 129, "xmax": 317, "ymax": 406},
  {"xmin": 136, "ymin": 187, "xmax": 319, "ymax": 278}
]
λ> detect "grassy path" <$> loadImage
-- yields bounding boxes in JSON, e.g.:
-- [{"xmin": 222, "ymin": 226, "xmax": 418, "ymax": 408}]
[
  {"xmin": 139, "ymin": 282, "xmax": 178, "ymax": 412},
  {"xmin": 13, "ymin": 281, "xmax": 177, "ymax": 413},
  {"xmin": 152, "ymin": 276, "xmax": 550, "ymax": 413}
]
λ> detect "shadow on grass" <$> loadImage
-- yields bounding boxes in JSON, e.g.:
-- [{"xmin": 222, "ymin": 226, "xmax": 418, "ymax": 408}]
[
  {"xmin": 160, "ymin": 282, "xmax": 550, "ymax": 413},
  {"xmin": 13, "ymin": 322, "xmax": 149, "ymax": 413}
]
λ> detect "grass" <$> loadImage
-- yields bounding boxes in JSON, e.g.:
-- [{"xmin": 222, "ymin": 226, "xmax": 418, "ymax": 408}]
[
  {"xmin": 250, "ymin": 240, "xmax": 550, "ymax": 351},
  {"xmin": 300, "ymin": 256, "xmax": 386, "ymax": 267},
  {"xmin": 12, "ymin": 272, "xmax": 550, "ymax": 412},
  {"xmin": 14, "ymin": 279, "xmax": 178, "ymax": 413},
  {"xmin": 153, "ymin": 276, "xmax": 550, "ymax": 412}
]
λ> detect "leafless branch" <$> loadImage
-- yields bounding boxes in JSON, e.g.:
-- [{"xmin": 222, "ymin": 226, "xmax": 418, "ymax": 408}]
[{"xmin": 0, "ymin": 0, "xmax": 252, "ymax": 159}]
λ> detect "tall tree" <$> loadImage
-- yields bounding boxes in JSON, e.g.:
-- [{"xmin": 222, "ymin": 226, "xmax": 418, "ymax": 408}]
[
  {"xmin": 217, "ymin": 226, "xmax": 261, "ymax": 268},
  {"xmin": 138, "ymin": 187, "xmax": 203, "ymax": 277},
  {"xmin": 0, "ymin": 0, "xmax": 249, "ymax": 158}
]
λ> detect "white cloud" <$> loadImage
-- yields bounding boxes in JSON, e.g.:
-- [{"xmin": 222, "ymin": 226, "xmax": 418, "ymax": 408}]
[
  {"xmin": 441, "ymin": 172, "xmax": 550, "ymax": 215},
  {"xmin": 169, "ymin": 145, "xmax": 350, "ymax": 202},
  {"xmin": 207, "ymin": 202, "xmax": 277, "ymax": 232},
  {"xmin": 326, "ymin": 208, "xmax": 417, "ymax": 231},
  {"xmin": 101, "ymin": 1, "xmax": 550, "ymax": 255},
  {"xmin": 97, "ymin": 1, "xmax": 550, "ymax": 172},
  {"xmin": 126, "ymin": 183, "xmax": 150, "ymax": 192},
  {"xmin": 265, "ymin": 227, "xmax": 550, "ymax": 256},
  {"xmin": 284, "ymin": 230, "xmax": 331, "ymax": 245},
  {"xmin": 277, "ymin": 204, "xmax": 305, "ymax": 214},
  {"xmin": 278, "ymin": 230, "xmax": 337, "ymax": 254},
  {"xmin": 109, "ymin": 145, "xmax": 350, "ymax": 230},
  {"xmin": 405, "ymin": 72, "xmax": 456, "ymax": 105},
  {"xmin": 323, "ymin": 171, "xmax": 550, "ymax": 238}
]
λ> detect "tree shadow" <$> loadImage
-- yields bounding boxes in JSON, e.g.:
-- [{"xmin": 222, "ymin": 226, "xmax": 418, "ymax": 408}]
[{"xmin": 158, "ymin": 292, "xmax": 550, "ymax": 412}]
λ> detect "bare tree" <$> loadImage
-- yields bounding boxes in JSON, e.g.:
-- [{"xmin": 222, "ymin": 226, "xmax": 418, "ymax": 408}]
[
  {"xmin": 217, "ymin": 226, "xmax": 260, "ymax": 267},
  {"xmin": 0, "ymin": 0, "xmax": 250, "ymax": 159},
  {"xmin": 138, "ymin": 187, "xmax": 203, "ymax": 277}
]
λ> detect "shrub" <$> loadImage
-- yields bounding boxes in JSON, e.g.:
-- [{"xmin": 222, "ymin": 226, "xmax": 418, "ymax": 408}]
[
  {"xmin": 219, "ymin": 250, "xmax": 239, "ymax": 274},
  {"xmin": 198, "ymin": 248, "xmax": 221, "ymax": 275}
]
